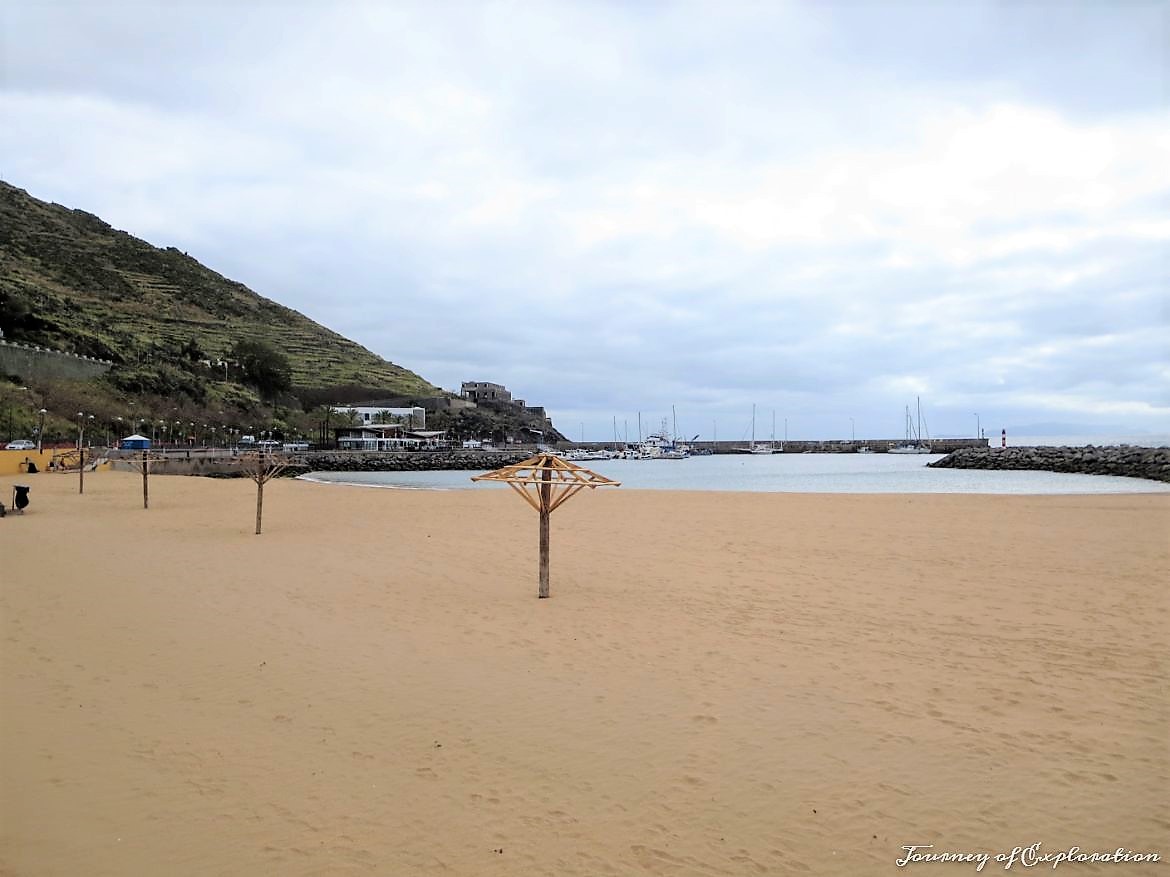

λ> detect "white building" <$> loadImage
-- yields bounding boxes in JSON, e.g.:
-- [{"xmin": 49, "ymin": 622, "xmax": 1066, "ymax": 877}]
[
  {"xmin": 335, "ymin": 424, "xmax": 449, "ymax": 451},
  {"xmin": 331, "ymin": 406, "xmax": 425, "ymax": 429}
]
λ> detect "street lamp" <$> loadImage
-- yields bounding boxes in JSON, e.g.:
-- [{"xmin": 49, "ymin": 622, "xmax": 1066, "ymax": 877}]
[
  {"xmin": 975, "ymin": 412, "xmax": 981, "ymax": 441},
  {"xmin": 37, "ymin": 408, "xmax": 47, "ymax": 453},
  {"xmin": 850, "ymin": 417, "xmax": 855, "ymax": 443},
  {"xmin": 76, "ymin": 411, "xmax": 92, "ymax": 494}
]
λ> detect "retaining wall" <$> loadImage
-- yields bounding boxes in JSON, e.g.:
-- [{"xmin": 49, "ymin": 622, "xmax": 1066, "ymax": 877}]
[{"xmin": 0, "ymin": 340, "xmax": 114, "ymax": 382}]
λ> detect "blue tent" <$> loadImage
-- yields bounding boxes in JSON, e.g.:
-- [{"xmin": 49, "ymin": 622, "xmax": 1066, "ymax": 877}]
[{"xmin": 120, "ymin": 434, "xmax": 151, "ymax": 450}]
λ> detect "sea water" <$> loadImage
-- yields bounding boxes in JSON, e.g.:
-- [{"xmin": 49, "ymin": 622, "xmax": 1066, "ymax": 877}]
[{"xmin": 303, "ymin": 448, "xmax": 1170, "ymax": 495}]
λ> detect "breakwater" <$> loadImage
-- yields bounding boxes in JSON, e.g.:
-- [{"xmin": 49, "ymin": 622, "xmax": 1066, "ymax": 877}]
[
  {"xmin": 293, "ymin": 449, "xmax": 530, "ymax": 474},
  {"xmin": 928, "ymin": 446, "xmax": 1170, "ymax": 483},
  {"xmin": 109, "ymin": 449, "xmax": 534, "ymax": 477},
  {"xmin": 565, "ymin": 438, "xmax": 987, "ymax": 454}
]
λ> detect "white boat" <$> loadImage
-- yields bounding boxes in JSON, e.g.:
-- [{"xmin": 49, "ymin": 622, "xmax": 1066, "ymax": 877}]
[
  {"xmin": 856, "ymin": 446, "xmax": 872, "ymax": 454},
  {"xmin": 888, "ymin": 398, "xmax": 932, "ymax": 454},
  {"xmin": 626, "ymin": 412, "xmax": 691, "ymax": 459},
  {"xmin": 561, "ymin": 448, "xmax": 615, "ymax": 461}
]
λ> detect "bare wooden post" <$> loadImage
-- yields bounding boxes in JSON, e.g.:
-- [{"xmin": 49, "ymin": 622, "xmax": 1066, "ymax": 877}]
[
  {"xmin": 78, "ymin": 446, "xmax": 85, "ymax": 495},
  {"xmin": 121, "ymin": 451, "xmax": 165, "ymax": 509},
  {"xmin": 255, "ymin": 479, "xmax": 264, "ymax": 535},
  {"xmin": 538, "ymin": 467, "xmax": 551, "ymax": 598}
]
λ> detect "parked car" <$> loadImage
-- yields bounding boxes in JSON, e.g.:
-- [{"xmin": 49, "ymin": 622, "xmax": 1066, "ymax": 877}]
[{"xmin": 5, "ymin": 440, "xmax": 36, "ymax": 450}]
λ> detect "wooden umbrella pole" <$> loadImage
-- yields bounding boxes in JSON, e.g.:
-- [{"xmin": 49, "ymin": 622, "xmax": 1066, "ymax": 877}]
[
  {"xmin": 470, "ymin": 453, "xmax": 620, "ymax": 600},
  {"xmin": 538, "ymin": 466, "xmax": 551, "ymax": 598},
  {"xmin": 142, "ymin": 450, "xmax": 149, "ymax": 509}
]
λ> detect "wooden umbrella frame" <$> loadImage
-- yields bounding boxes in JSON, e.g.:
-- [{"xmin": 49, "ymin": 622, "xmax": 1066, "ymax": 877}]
[
  {"xmin": 472, "ymin": 454, "xmax": 620, "ymax": 598},
  {"xmin": 237, "ymin": 450, "xmax": 293, "ymax": 535},
  {"xmin": 118, "ymin": 450, "xmax": 169, "ymax": 509}
]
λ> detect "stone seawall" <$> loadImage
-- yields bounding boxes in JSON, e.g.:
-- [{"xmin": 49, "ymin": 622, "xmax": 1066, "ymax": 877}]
[
  {"xmin": 293, "ymin": 449, "xmax": 530, "ymax": 475},
  {"xmin": 116, "ymin": 449, "xmax": 533, "ymax": 477},
  {"xmin": 928, "ymin": 446, "xmax": 1170, "ymax": 483}
]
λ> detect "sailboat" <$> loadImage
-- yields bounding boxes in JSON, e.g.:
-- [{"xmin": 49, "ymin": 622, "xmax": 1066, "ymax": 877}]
[
  {"xmin": 730, "ymin": 406, "xmax": 782, "ymax": 454},
  {"xmin": 749, "ymin": 405, "xmax": 776, "ymax": 454},
  {"xmin": 888, "ymin": 397, "xmax": 932, "ymax": 454}
]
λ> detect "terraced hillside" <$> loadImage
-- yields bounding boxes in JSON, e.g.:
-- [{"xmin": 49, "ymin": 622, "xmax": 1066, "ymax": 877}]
[{"xmin": 0, "ymin": 180, "xmax": 437, "ymax": 396}]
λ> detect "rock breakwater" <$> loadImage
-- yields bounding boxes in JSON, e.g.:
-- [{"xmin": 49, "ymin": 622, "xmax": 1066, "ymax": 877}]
[
  {"xmin": 292, "ymin": 449, "xmax": 531, "ymax": 475},
  {"xmin": 928, "ymin": 446, "xmax": 1170, "ymax": 483}
]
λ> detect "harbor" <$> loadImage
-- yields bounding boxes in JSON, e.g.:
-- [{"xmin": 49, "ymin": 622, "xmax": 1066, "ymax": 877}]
[{"xmin": 556, "ymin": 436, "xmax": 988, "ymax": 455}]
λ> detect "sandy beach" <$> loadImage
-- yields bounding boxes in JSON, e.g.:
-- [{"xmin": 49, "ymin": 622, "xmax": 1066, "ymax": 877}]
[{"xmin": 1, "ymin": 470, "xmax": 1167, "ymax": 876}]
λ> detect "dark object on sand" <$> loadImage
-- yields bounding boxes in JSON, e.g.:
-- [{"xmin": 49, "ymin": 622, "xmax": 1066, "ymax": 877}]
[{"xmin": 10, "ymin": 484, "xmax": 30, "ymax": 514}]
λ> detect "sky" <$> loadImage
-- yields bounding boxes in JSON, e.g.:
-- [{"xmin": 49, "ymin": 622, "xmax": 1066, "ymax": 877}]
[{"xmin": 1, "ymin": 0, "xmax": 1168, "ymax": 442}]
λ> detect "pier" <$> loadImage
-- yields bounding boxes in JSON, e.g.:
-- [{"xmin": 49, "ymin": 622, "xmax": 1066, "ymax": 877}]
[{"xmin": 559, "ymin": 438, "xmax": 990, "ymax": 454}]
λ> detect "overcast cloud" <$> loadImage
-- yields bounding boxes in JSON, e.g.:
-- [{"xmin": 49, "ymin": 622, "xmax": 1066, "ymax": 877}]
[{"xmin": 2, "ymin": 0, "xmax": 1167, "ymax": 441}]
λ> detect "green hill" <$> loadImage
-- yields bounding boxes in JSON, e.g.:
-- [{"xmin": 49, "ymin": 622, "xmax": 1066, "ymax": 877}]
[{"xmin": 0, "ymin": 180, "xmax": 437, "ymax": 397}]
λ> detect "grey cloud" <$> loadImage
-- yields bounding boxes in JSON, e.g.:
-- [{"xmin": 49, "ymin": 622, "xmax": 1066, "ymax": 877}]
[{"xmin": 1, "ymin": 0, "xmax": 1166, "ymax": 440}]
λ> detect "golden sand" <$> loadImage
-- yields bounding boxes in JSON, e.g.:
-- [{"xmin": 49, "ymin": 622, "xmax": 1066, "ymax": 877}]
[{"xmin": 1, "ymin": 471, "xmax": 1167, "ymax": 875}]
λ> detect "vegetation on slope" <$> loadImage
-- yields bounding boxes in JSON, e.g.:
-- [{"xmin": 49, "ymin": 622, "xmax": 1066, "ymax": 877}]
[
  {"xmin": 0, "ymin": 180, "xmax": 436, "ymax": 395},
  {"xmin": 0, "ymin": 181, "xmax": 562, "ymax": 446}
]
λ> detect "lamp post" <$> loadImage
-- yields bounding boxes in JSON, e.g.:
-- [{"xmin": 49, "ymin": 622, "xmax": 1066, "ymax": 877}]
[
  {"xmin": 76, "ymin": 411, "xmax": 87, "ymax": 494},
  {"xmin": 975, "ymin": 412, "xmax": 980, "ymax": 441},
  {"xmin": 850, "ymin": 417, "xmax": 855, "ymax": 444},
  {"xmin": 37, "ymin": 408, "xmax": 47, "ymax": 453},
  {"xmin": 4, "ymin": 386, "xmax": 27, "ymax": 443}
]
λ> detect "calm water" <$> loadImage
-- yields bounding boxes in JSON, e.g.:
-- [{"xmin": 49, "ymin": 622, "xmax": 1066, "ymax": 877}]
[{"xmin": 304, "ymin": 450, "xmax": 1170, "ymax": 495}]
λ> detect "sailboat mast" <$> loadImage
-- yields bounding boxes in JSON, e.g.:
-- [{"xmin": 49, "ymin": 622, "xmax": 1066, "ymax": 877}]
[
  {"xmin": 916, "ymin": 396, "xmax": 922, "ymax": 446},
  {"xmin": 771, "ymin": 410, "xmax": 776, "ymax": 450},
  {"xmin": 751, "ymin": 404, "xmax": 756, "ymax": 450}
]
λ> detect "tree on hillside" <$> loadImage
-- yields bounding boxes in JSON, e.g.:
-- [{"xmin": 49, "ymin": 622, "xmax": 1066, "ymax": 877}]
[
  {"xmin": 228, "ymin": 339, "xmax": 292, "ymax": 400},
  {"xmin": 0, "ymin": 289, "xmax": 46, "ymax": 340},
  {"xmin": 179, "ymin": 336, "xmax": 206, "ymax": 363}
]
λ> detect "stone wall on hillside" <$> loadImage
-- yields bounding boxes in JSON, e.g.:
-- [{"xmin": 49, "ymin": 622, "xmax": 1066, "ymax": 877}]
[
  {"xmin": 0, "ymin": 339, "xmax": 113, "ymax": 382},
  {"xmin": 928, "ymin": 446, "xmax": 1170, "ymax": 483}
]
